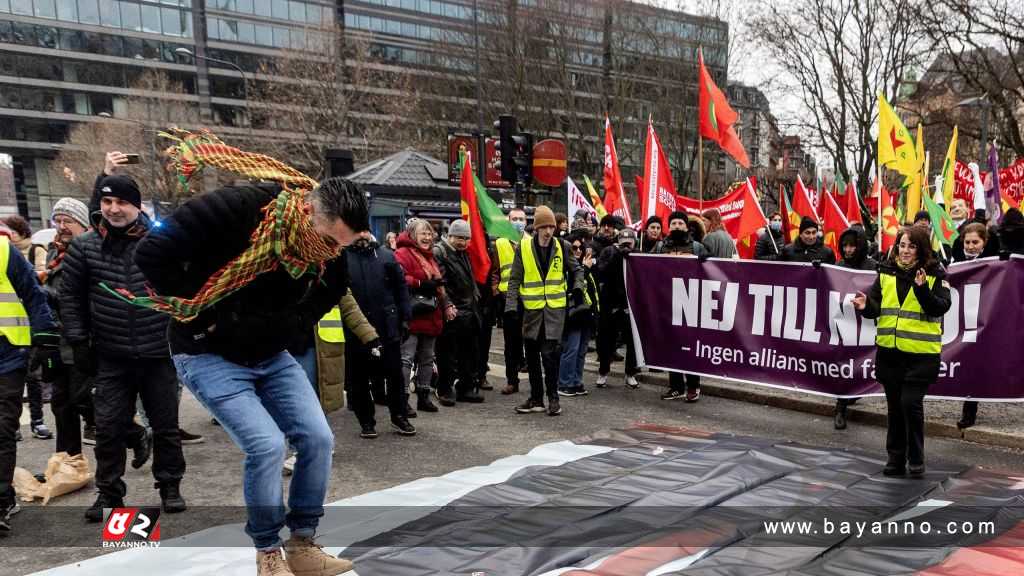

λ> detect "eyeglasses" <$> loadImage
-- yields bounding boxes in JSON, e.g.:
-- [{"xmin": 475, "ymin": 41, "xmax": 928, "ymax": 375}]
[
  {"xmin": 572, "ymin": 244, "xmax": 582, "ymax": 251},
  {"xmin": 52, "ymin": 216, "xmax": 78, "ymax": 227}
]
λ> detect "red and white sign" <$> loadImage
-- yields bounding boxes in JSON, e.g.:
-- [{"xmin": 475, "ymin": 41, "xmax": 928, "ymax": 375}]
[
  {"xmin": 532, "ymin": 139, "xmax": 567, "ymax": 187},
  {"xmin": 484, "ymin": 137, "xmax": 511, "ymax": 188},
  {"xmin": 953, "ymin": 158, "xmax": 1024, "ymax": 213}
]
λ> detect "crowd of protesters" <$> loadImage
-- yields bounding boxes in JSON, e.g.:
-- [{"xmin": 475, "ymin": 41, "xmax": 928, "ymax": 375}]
[{"xmin": 3, "ymin": 145, "xmax": 1024, "ymax": 567}]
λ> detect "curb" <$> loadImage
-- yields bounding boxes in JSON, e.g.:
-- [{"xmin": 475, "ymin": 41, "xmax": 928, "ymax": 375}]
[{"xmin": 488, "ymin": 347, "xmax": 1024, "ymax": 452}]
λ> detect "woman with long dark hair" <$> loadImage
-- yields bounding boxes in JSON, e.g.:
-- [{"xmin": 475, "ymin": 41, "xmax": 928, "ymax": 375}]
[{"xmin": 852, "ymin": 226, "xmax": 951, "ymax": 477}]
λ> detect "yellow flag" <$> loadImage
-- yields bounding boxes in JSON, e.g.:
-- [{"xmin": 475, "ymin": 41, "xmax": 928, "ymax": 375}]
[
  {"xmin": 583, "ymin": 175, "xmax": 608, "ymax": 219},
  {"xmin": 905, "ymin": 123, "xmax": 924, "ymax": 219},
  {"xmin": 940, "ymin": 126, "xmax": 958, "ymax": 209},
  {"xmin": 877, "ymin": 93, "xmax": 918, "ymax": 177}
]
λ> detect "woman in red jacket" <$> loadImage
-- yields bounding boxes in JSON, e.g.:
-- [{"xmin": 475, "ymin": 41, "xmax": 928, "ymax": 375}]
[{"xmin": 394, "ymin": 219, "xmax": 451, "ymax": 413}]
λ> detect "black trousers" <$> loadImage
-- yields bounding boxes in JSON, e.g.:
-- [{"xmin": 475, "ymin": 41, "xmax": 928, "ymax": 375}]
[
  {"xmin": 24, "ymin": 370, "xmax": 44, "ymax": 423},
  {"xmin": 94, "ymin": 357, "xmax": 185, "ymax": 498},
  {"xmin": 477, "ymin": 293, "xmax": 497, "ymax": 383},
  {"xmin": 50, "ymin": 361, "xmax": 95, "ymax": 456},
  {"xmin": 525, "ymin": 325, "xmax": 561, "ymax": 402},
  {"xmin": 0, "ymin": 368, "xmax": 26, "ymax": 507},
  {"xmin": 437, "ymin": 314, "xmax": 480, "ymax": 396},
  {"xmin": 669, "ymin": 372, "xmax": 700, "ymax": 393},
  {"xmin": 347, "ymin": 340, "xmax": 407, "ymax": 428},
  {"xmin": 880, "ymin": 378, "xmax": 930, "ymax": 467},
  {"xmin": 598, "ymin": 308, "xmax": 637, "ymax": 376},
  {"xmin": 502, "ymin": 304, "xmax": 524, "ymax": 387}
]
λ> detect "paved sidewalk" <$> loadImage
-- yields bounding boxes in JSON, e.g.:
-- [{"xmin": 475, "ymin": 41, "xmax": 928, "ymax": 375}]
[{"xmin": 490, "ymin": 337, "xmax": 1024, "ymax": 451}]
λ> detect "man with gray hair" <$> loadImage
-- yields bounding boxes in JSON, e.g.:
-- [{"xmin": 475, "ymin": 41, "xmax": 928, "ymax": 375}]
[{"xmin": 433, "ymin": 219, "xmax": 485, "ymax": 404}]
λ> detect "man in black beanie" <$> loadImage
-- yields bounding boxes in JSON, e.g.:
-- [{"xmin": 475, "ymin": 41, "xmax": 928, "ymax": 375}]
[
  {"xmin": 62, "ymin": 151, "xmax": 186, "ymax": 522},
  {"xmin": 780, "ymin": 216, "xmax": 835, "ymax": 264}
]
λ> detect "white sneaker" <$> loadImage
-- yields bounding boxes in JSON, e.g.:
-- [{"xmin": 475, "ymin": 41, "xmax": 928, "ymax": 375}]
[
  {"xmin": 282, "ymin": 453, "xmax": 296, "ymax": 476},
  {"xmin": 596, "ymin": 374, "xmax": 608, "ymax": 388},
  {"xmin": 626, "ymin": 375, "xmax": 639, "ymax": 389}
]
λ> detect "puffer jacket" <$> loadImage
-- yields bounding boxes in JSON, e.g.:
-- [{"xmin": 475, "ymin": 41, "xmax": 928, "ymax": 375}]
[
  {"xmin": 837, "ymin": 227, "xmax": 878, "ymax": 271},
  {"xmin": 346, "ymin": 237, "xmax": 411, "ymax": 344},
  {"xmin": 59, "ymin": 216, "xmax": 169, "ymax": 358},
  {"xmin": 780, "ymin": 237, "xmax": 837, "ymax": 264},
  {"xmin": 134, "ymin": 184, "xmax": 348, "ymax": 366},
  {"xmin": 394, "ymin": 231, "xmax": 444, "ymax": 337}
]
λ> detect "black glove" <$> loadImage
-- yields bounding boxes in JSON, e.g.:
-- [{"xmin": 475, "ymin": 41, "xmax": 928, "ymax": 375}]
[
  {"xmin": 367, "ymin": 338, "xmax": 382, "ymax": 358},
  {"xmin": 400, "ymin": 322, "xmax": 410, "ymax": 343},
  {"xmin": 812, "ymin": 259, "xmax": 822, "ymax": 268},
  {"xmin": 29, "ymin": 333, "xmax": 63, "ymax": 382},
  {"xmin": 1000, "ymin": 250, "xmax": 1011, "ymax": 261},
  {"xmin": 571, "ymin": 288, "xmax": 585, "ymax": 307},
  {"xmin": 419, "ymin": 279, "xmax": 439, "ymax": 294},
  {"xmin": 72, "ymin": 342, "xmax": 97, "ymax": 377},
  {"xmin": 698, "ymin": 252, "xmax": 711, "ymax": 263}
]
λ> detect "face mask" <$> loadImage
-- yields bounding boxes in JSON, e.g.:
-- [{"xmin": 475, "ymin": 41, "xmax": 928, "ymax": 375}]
[
  {"xmin": 512, "ymin": 221, "xmax": 526, "ymax": 234},
  {"xmin": 769, "ymin": 221, "xmax": 782, "ymax": 232}
]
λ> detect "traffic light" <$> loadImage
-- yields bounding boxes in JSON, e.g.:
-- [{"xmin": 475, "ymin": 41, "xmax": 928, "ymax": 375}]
[{"xmin": 496, "ymin": 115, "xmax": 533, "ymax": 186}]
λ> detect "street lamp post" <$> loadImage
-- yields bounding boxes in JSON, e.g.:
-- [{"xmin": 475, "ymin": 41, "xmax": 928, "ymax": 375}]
[
  {"xmin": 955, "ymin": 93, "xmax": 991, "ymax": 163},
  {"xmin": 175, "ymin": 47, "xmax": 253, "ymax": 140},
  {"xmin": 97, "ymin": 112, "xmax": 161, "ymax": 218}
]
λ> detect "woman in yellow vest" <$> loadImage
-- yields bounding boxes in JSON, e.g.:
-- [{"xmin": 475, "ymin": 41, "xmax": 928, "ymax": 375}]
[{"xmin": 853, "ymin": 226, "xmax": 951, "ymax": 477}]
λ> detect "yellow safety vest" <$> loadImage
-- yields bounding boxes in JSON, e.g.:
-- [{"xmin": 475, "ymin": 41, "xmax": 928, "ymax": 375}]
[
  {"xmin": 875, "ymin": 273, "xmax": 942, "ymax": 354},
  {"xmin": 316, "ymin": 306, "xmax": 346, "ymax": 343},
  {"xmin": 0, "ymin": 236, "xmax": 31, "ymax": 346},
  {"xmin": 583, "ymin": 273, "xmax": 599, "ymax": 314},
  {"xmin": 519, "ymin": 237, "xmax": 567, "ymax": 310},
  {"xmin": 496, "ymin": 237, "xmax": 516, "ymax": 293}
]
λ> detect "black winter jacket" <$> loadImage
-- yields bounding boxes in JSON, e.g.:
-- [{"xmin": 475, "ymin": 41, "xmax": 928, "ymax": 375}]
[
  {"xmin": 780, "ymin": 238, "xmax": 836, "ymax": 264},
  {"xmin": 59, "ymin": 217, "xmax": 170, "ymax": 358},
  {"xmin": 754, "ymin": 229, "xmax": 785, "ymax": 261},
  {"xmin": 134, "ymin": 184, "xmax": 348, "ymax": 366},
  {"xmin": 861, "ymin": 263, "xmax": 952, "ymax": 384},
  {"xmin": 433, "ymin": 239, "xmax": 480, "ymax": 317},
  {"xmin": 837, "ymin": 228, "xmax": 878, "ymax": 271},
  {"xmin": 346, "ymin": 238, "xmax": 411, "ymax": 344},
  {"xmin": 596, "ymin": 244, "xmax": 630, "ymax": 311}
]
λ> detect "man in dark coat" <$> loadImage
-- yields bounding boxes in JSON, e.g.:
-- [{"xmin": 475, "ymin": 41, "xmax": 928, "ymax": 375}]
[
  {"xmin": 595, "ymin": 228, "xmax": 640, "ymax": 388},
  {"xmin": 590, "ymin": 214, "xmax": 624, "ymax": 257},
  {"xmin": 344, "ymin": 232, "xmax": 414, "ymax": 435},
  {"xmin": 780, "ymin": 217, "xmax": 836, "ymax": 264},
  {"xmin": 135, "ymin": 177, "xmax": 366, "ymax": 574},
  {"xmin": 433, "ymin": 219, "xmax": 485, "ymax": 404},
  {"xmin": 60, "ymin": 171, "xmax": 185, "ymax": 522},
  {"xmin": 755, "ymin": 212, "xmax": 785, "ymax": 261}
]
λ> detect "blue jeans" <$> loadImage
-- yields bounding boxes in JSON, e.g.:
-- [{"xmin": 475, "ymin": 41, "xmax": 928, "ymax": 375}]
[
  {"xmin": 558, "ymin": 323, "xmax": 591, "ymax": 391},
  {"xmin": 172, "ymin": 351, "xmax": 334, "ymax": 550},
  {"xmin": 293, "ymin": 345, "xmax": 318, "ymax": 394}
]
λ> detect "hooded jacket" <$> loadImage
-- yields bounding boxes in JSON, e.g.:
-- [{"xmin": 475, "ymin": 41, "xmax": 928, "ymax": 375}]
[
  {"xmin": 394, "ymin": 231, "xmax": 444, "ymax": 337},
  {"xmin": 754, "ymin": 228, "xmax": 785, "ymax": 261},
  {"xmin": 780, "ymin": 236, "xmax": 837, "ymax": 264},
  {"xmin": 837, "ymin": 227, "xmax": 878, "ymax": 271},
  {"xmin": 998, "ymin": 209, "xmax": 1024, "ymax": 256},
  {"xmin": 346, "ymin": 237, "xmax": 411, "ymax": 344}
]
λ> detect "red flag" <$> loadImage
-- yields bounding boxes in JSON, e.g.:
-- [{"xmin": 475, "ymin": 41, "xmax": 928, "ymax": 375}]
[
  {"xmin": 698, "ymin": 49, "xmax": 750, "ymax": 168},
  {"xmin": 602, "ymin": 117, "xmax": 633, "ymax": 226},
  {"xmin": 780, "ymin": 183, "xmax": 797, "ymax": 243},
  {"xmin": 734, "ymin": 178, "xmax": 769, "ymax": 259},
  {"xmin": 821, "ymin": 192, "xmax": 850, "ymax": 259},
  {"xmin": 459, "ymin": 155, "xmax": 491, "ymax": 284},
  {"xmin": 641, "ymin": 120, "xmax": 677, "ymax": 226},
  {"xmin": 879, "ymin": 178, "xmax": 900, "ymax": 254},
  {"xmin": 791, "ymin": 175, "xmax": 819, "ymax": 235},
  {"xmin": 845, "ymin": 181, "xmax": 862, "ymax": 223}
]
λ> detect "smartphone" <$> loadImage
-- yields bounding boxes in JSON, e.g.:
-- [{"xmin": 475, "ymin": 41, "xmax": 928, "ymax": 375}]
[{"xmin": 122, "ymin": 154, "xmax": 141, "ymax": 164}]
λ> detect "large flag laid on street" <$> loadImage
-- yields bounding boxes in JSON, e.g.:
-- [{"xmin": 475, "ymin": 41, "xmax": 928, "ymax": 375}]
[
  {"xmin": 582, "ymin": 175, "xmax": 608, "ymax": 219},
  {"xmin": 459, "ymin": 155, "xmax": 492, "ymax": 284},
  {"xmin": 603, "ymin": 117, "xmax": 633, "ymax": 225},
  {"xmin": 734, "ymin": 178, "xmax": 769, "ymax": 259},
  {"xmin": 821, "ymin": 192, "xmax": 850, "ymax": 259},
  {"xmin": 567, "ymin": 177, "xmax": 598, "ymax": 225},
  {"xmin": 940, "ymin": 126, "xmax": 958, "ymax": 209},
  {"xmin": 641, "ymin": 119, "xmax": 678, "ymax": 226},
  {"xmin": 698, "ymin": 49, "xmax": 750, "ymax": 168},
  {"xmin": 877, "ymin": 93, "xmax": 919, "ymax": 178}
]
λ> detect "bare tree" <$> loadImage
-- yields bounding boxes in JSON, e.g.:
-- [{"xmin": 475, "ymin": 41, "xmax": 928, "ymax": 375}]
[
  {"xmin": 250, "ymin": 26, "xmax": 430, "ymax": 178},
  {"xmin": 914, "ymin": 0, "xmax": 1024, "ymax": 158},
  {"xmin": 51, "ymin": 70, "xmax": 198, "ymax": 206},
  {"xmin": 747, "ymin": 0, "xmax": 927, "ymax": 199}
]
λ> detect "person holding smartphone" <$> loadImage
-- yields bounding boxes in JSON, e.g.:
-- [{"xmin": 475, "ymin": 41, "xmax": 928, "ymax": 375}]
[{"xmin": 852, "ymin": 226, "xmax": 951, "ymax": 477}]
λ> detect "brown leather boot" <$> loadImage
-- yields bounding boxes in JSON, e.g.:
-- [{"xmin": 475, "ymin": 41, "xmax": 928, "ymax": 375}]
[
  {"xmin": 257, "ymin": 549, "xmax": 295, "ymax": 576},
  {"xmin": 284, "ymin": 536, "xmax": 353, "ymax": 576}
]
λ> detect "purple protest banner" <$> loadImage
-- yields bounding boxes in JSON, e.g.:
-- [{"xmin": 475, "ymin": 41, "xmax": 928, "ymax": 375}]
[{"xmin": 625, "ymin": 254, "xmax": 1024, "ymax": 401}]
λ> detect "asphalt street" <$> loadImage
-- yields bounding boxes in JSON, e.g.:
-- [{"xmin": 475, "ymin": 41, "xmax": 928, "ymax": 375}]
[{"xmin": 4, "ymin": 358, "xmax": 1024, "ymax": 575}]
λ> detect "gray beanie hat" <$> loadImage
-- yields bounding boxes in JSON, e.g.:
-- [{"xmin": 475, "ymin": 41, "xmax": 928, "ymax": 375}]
[
  {"xmin": 448, "ymin": 219, "xmax": 471, "ymax": 238},
  {"xmin": 51, "ymin": 197, "xmax": 90, "ymax": 228}
]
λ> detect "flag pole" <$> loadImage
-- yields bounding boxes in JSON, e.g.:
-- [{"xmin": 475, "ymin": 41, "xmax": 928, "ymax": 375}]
[{"xmin": 698, "ymin": 136, "xmax": 704, "ymax": 211}]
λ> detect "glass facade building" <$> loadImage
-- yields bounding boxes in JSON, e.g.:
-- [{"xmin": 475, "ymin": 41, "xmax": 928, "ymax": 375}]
[{"xmin": 1, "ymin": 0, "xmax": 727, "ymax": 223}]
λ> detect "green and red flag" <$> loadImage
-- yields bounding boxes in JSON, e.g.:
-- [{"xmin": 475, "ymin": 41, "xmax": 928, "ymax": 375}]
[
  {"xmin": 698, "ymin": 48, "xmax": 750, "ymax": 168},
  {"xmin": 459, "ymin": 154, "xmax": 492, "ymax": 284},
  {"xmin": 923, "ymin": 192, "xmax": 959, "ymax": 247}
]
